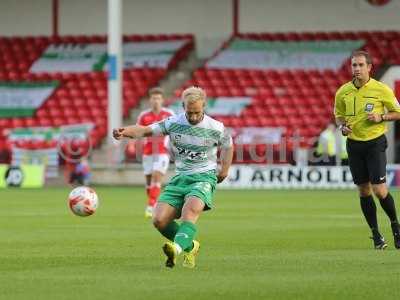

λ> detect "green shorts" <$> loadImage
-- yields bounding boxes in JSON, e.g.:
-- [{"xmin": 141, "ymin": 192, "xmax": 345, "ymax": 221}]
[{"xmin": 158, "ymin": 170, "xmax": 217, "ymax": 213}]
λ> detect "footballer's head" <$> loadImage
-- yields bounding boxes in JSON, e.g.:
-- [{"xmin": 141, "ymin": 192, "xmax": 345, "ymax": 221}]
[
  {"xmin": 351, "ymin": 50, "xmax": 372, "ymax": 82},
  {"xmin": 182, "ymin": 86, "xmax": 206, "ymax": 125},
  {"xmin": 148, "ymin": 87, "xmax": 164, "ymax": 112}
]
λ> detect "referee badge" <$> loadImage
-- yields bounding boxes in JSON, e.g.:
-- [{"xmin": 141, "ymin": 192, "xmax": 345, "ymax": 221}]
[{"xmin": 365, "ymin": 103, "xmax": 374, "ymax": 112}]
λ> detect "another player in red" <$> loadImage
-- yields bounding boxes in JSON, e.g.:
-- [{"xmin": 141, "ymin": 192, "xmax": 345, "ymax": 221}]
[{"xmin": 137, "ymin": 87, "xmax": 174, "ymax": 218}]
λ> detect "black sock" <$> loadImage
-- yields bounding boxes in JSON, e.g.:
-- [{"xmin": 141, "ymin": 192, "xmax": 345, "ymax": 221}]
[
  {"xmin": 360, "ymin": 195, "xmax": 379, "ymax": 232},
  {"xmin": 378, "ymin": 193, "xmax": 399, "ymax": 224}
]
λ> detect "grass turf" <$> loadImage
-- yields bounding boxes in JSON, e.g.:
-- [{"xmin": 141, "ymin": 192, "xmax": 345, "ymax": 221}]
[{"xmin": 0, "ymin": 187, "xmax": 400, "ymax": 300}]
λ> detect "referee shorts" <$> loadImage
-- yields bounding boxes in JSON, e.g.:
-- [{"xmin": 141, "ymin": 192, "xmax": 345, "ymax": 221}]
[{"xmin": 346, "ymin": 134, "xmax": 387, "ymax": 185}]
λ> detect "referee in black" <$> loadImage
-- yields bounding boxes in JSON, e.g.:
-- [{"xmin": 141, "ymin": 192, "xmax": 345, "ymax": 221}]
[{"xmin": 334, "ymin": 50, "xmax": 400, "ymax": 250}]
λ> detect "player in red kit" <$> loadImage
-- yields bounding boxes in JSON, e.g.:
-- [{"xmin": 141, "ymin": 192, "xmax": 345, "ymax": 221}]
[{"xmin": 137, "ymin": 87, "xmax": 174, "ymax": 218}]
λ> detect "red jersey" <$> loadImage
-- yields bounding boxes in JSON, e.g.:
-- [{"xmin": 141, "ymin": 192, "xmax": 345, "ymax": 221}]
[{"xmin": 137, "ymin": 108, "xmax": 174, "ymax": 155}]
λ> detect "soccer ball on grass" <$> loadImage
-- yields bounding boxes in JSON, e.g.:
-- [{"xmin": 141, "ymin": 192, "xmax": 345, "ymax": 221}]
[{"xmin": 68, "ymin": 186, "xmax": 99, "ymax": 217}]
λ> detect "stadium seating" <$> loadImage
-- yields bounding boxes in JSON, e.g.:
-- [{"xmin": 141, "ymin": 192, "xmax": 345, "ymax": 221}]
[
  {"xmin": 0, "ymin": 34, "xmax": 194, "ymax": 162},
  {"xmin": 1, "ymin": 31, "xmax": 399, "ymax": 164},
  {"xmin": 395, "ymin": 81, "xmax": 400, "ymax": 99},
  {"xmin": 170, "ymin": 31, "xmax": 400, "ymax": 163}
]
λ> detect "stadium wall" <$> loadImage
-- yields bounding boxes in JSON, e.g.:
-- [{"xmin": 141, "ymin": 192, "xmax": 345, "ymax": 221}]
[
  {"xmin": 0, "ymin": 0, "xmax": 232, "ymax": 57},
  {"xmin": 1, "ymin": 0, "xmax": 399, "ymax": 57},
  {"xmin": 240, "ymin": 0, "xmax": 400, "ymax": 32},
  {"xmin": 0, "ymin": 0, "xmax": 52, "ymax": 36},
  {"xmin": 88, "ymin": 164, "xmax": 400, "ymax": 189}
]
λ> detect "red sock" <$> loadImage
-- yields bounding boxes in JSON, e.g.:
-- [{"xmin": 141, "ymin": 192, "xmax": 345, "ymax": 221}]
[
  {"xmin": 146, "ymin": 185, "xmax": 151, "ymax": 198},
  {"xmin": 146, "ymin": 185, "xmax": 153, "ymax": 206},
  {"xmin": 148, "ymin": 184, "xmax": 161, "ymax": 207}
]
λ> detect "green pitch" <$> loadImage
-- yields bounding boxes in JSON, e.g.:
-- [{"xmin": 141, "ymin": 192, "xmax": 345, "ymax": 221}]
[{"xmin": 1, "ymin": 187, "xmax": 400, "ymax": 300}]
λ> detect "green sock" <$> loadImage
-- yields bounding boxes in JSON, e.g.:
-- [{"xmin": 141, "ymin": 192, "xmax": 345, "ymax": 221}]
[
  {"xmin": 174, "ymin": 221, "xmax": 196, "ymax": 252},
  {"xmin": 159, "ymin": 221, "xmax": 179, "ymax": 241}
]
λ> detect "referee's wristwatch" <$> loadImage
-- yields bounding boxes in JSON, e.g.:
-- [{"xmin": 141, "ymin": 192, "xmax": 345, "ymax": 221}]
[{"xmin": 380, "ymin": 114, "xmax": 387, "ymax": 122}]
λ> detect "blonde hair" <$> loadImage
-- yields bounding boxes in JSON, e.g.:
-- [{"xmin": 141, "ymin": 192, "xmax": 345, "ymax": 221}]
[{"xmin": 182, "ymin": 86, "xmax": 206, "ymax": 104}]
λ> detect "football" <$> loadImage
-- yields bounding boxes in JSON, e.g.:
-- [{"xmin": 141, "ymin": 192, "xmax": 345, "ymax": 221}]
[{"xmin": 68, "ymin": 186, "xmax": 99, "ymax": 217}]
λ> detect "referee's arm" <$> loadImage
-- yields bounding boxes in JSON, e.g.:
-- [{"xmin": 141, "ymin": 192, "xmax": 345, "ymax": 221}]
[
  {"xmin": 382, "ymin": 87, "xmax": 400, "ymax": 121},
  {"xmin": 334, "ymin": 91, "xmax": 352, "ymax": 135},
  {"xmin": 383, "ymin": 112, "xmax": 400, "ymax": 121},
  {"xmin": 368, "ymin": 87, "xmax": 400, "ymax": 123},
  {"xmin": 367, "ymin": 111, "xmax": 400, "ymax": 123}
]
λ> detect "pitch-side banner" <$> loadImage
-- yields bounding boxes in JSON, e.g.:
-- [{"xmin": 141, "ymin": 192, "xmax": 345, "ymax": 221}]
[
  {"xmin": 0, "ymin": 164, "xmax": 45, "ymax": 188},
  {"xmin": 11, "ymin": 147, "xmax": 59, "ymax": 178},
  {"xmin": 219, "ymin": 165, "xmax": 400, "ymax": 189}
]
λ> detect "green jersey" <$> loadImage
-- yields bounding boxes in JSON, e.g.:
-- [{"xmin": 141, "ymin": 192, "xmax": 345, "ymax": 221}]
[{"xmin": 150, "ymin": 113, "xmax": 232, "ymax": 174}]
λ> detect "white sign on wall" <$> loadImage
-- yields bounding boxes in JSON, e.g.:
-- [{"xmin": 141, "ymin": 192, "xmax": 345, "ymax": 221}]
[{"xmin": 219, "ymin": 165, "xmax": 400, "ymax": 189}]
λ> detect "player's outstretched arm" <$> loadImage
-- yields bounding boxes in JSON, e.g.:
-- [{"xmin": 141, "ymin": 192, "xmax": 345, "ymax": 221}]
[
  {"xmin": 113, "ymin": 125, "xmax": 153, "ymax": 140},
  {"xmin": 217, "ymin": 146, "xmax": 233, "ymax": 183}
]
